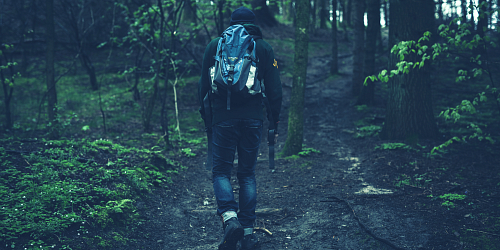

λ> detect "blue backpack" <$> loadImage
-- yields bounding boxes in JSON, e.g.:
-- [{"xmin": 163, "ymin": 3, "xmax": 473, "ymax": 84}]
[{"xmin": 209, "ymin": 25, "xmax": 263, "ymax": 110}]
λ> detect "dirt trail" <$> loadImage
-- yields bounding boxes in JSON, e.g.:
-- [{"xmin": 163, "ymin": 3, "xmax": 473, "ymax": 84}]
[{"xmin": 126, "ymin": 48, "xmax": 432, "ymax": 250}]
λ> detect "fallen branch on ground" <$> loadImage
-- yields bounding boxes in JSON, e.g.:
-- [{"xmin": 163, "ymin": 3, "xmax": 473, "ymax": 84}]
[
  {"xmin": 254, "ymin": 227, "xmax": 273, "ymax": 236},
  {"xmin": 322, "ymin": 196, "xmax": 404, "ymax": 250}
]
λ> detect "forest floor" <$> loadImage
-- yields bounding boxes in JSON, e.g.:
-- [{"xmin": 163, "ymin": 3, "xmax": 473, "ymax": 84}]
[{"xmin": 120, "ymin": 27, "xmax": 500, "ymax": 249}]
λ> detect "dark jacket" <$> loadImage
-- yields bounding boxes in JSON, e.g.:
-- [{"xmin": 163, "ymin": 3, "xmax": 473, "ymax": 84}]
[{"xmin": 198, "ymin": 24, "xmax": 282, "ymax": 130}]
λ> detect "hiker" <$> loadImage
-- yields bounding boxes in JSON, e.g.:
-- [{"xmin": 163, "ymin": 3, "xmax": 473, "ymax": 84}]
[{"xmin": 198, "ymin": 6, "xmax": 282, "ymax": 250}]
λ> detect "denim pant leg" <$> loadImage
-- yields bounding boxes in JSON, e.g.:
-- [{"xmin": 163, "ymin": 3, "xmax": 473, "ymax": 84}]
[
  {"xmin": 212, "ymin": 119, "xmax": 239, "ymax": 217},
  {"xmin": 236, "ymin": 119, "xmax": 262, "ymax": 228}
]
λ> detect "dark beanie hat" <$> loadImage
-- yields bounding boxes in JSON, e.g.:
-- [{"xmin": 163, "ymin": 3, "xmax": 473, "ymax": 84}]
[{"xmin": 229, "ymin": 7, "xmax": 255, "ymax": 25}]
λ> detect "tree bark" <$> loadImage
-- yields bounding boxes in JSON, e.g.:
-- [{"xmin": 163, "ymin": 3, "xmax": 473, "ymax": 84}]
[
  {"xmin": 182, "ymin": 0, "xmax": 197, "ymax": 24},
  {"xmin": 331, "ymin": 0, "xmax": 338, "ymax": 74},
  {"xmin": 437, "ymin": 0, "xmax": 443, "ymax": 23},
  {"xmin": 352, "ymin": 0, "xmax": 365, "ymax": 96},
  {"xmin": 381, "ymin": 0, "xmax": 439, "ymax": 141},
  {"xmin": 469, "ymin": 0, "xmax": 475, "ymax": 30},
  {"xmin": 45, "ymin": 0, "xmax": 58, "ymax": 135},
  {"xmin": 477, "ymin": 0, "xmax": 487, "ymax": 37},
  {"xmin": 217, "ymin": 0, "xmax": 225, "ymax": 35},
  {"xmin": 252, "ymin": 0, "xmax": 278, "ymax": 27},
  {"xmin": 312, "ymin": 0, "xmax": 317, "ymax": 30},
  {"xmin": 383, "ymin": 0, "xmax": 388, "ymax": 27},
  {"xmin": 461, "ymin": 0, "xmax": 468, "ymax": 23},
  {"xmin": 0, "ymin": 61, "xmax": 14, "ymax": 130},
  {"xmin": 319, "ymin": 0, "xmax": 328, "ymax": 29},
  {"xmin": 281, "ymin": 0, "xmax": 310, "ymax": 156},
  {"xmin": 142, "ymin": 0, "xmax": 164, "ymax": 132},
  {"xmin": 358, "ymin": 0, "xmax": 379, "ymax": 105},
  {"xmin": 79, "ymin": 52, "xmax": 99, "ymax": 91},
  {"xmin": 345, "ymin": 0, "xmax": 352, "ymax": 27}
]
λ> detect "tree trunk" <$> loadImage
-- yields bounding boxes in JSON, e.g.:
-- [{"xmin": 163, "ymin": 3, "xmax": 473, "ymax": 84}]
[
  {"xmin": 381, "ymin": 0, "xmax": 438, "ymax": 141},
  {"xmin": 45, "ymin": 0, "xmax": 57, "ymax": 136},
  {"xmin": 339, "ymin": 0, "xmax": 348, "ymax": 40},
  {"xmin": 497, "ymin": 0, "xmax": 500, "ymax": 36},
  {"xmin": 469, "ymin": 0, "xmax": 475, "ymax": 30},
  {"xmin": 477, "ymin": 0, "xmax": 487, "ymax": 37},
  {"xmin": 345, "ymin": 0, "xmax": 352, "ymax": 27},
  {"xmin": 437, "ymin": 0, "xmax": 443, "ymax": 23},
  {"xmin": 352, "ymin": 0, "xmax": 365, "ymax": 96},
  {"xmin": 281, "ymin": 0, "xmax": 310, "ymax": 157},
  {"xmin": 461, "ymin": 0, "xmax": 468, "ymax": 23},
  {"xmin": 182, "ymin": 0, "xmax": 197, "ymax": 24},
  {"xmin": 80, "ymin": 52, "xmax": 99, "ymax": 91},
  {"xmin": 0, "ymin": 62, "xmax": 14, "ymax": 130},
  {"xmin": 358, "ymin": 0, "xmax": 379, "ymax": 105},
  {"xmin": 388, "ymin": 0, "xmax": 396, "ymax": 48},
  {"xmin": 319, "ymin": 0, "xmax": 328, "ymax": 29},
  {"xmin": 252, "ymin": 0, "xmax": 278, "ymax": 27},
  {"xmin": 217, "ymin": 0, "xmax": 225, "ymax": 35},
  {"xmin": 383, "ymin": 0, "xmax": 388, "ymax": 27},
  {"xmin": 312, "ymin": 0, "xmax": 317, "ymax": 31},
  {"xmin": 331, "ymin": 0, "xmax": 338, "ymax": 74}
]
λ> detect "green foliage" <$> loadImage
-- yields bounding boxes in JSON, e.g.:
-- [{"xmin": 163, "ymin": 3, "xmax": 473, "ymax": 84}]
[
  {"xmin": 0, "ymin": 138, "xmax": 183, "ymax": 249},
  {"xmin": 437, "ymin": 193, "xmax": 467, "ymax": 209},
  {"xmin": 355, "ymin": 125, "xmax": 382, "ymax": 138},
  {"xmin": 297, "ymin": 147, "xmax": 321, "ymax": 157},
  {"xmin": 374, "ymin": 142, "xmax": 413, "ymax": 151},
  {"xmin": 282, "ymin": 146, "xmax": 320, "ymax": 160},
  {"xmin": 393, "ymin": 173, "xmax": 432, "ymax": 188}
]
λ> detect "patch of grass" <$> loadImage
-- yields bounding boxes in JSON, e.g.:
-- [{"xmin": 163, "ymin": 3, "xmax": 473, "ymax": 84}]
[
  {"xmin": 432, "ymin": 193, "xmax": 467, "ymax": 209},
  {"xmin": 355, "ymin": 105, "xmax": 369, "ymax": 112},
  {"xmin": 282, "ymin": 145, "xmax": 320, "ymax": 160},
  {"xmin": 374, "ymin": 142, "xmax": 414, "ymax": 151},
  {"xmin": 393, "ymin": 173, "xmax": 432, "ymax": 188},
  {"xmin": 298, "ymin": 147, "xmax": 320, "ymax": 157},
  {"xmin": 0, "ymin": 138, "xmax": 183, "ymax": 249},
  {"xmin": 355, "ymin": 125, "xmax": 382, "ymax": 138}
]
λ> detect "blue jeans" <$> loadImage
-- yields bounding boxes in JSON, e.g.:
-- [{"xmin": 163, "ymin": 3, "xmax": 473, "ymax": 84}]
[{"xmin": 212, "ymin": 119, "xmax": 263, "ymax": 228}]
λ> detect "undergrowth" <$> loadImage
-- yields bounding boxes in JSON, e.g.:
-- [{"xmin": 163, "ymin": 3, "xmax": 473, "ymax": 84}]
[{"xmin": 0, "ymin": 138, "xmax": 184, "ymax": 249}]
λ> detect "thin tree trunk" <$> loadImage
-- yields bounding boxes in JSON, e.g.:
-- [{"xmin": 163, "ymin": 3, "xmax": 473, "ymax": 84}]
[
  {"xmin": 461, "ymin": 0, "xmax": 468, "ymax": 23},
  {"xmin": 281, "ymin": 0, "xmax": 310, "ymax": 156},
  {"xmin": 477, "ymin": 0, "xmax": 487, "ymax": 37},
  {"xmin": 217, "ymin": 0, "xmax": 225, "ymax": 35},
  {"xmin": 470, "ymin": 0, "xmax": 475, "ymax": 30},
  {"xmin": 345, "ymin": 0, "xmax": 352, "ymax": 27},
  {"xmin": 358, "ymin": 0, "xmax": 379, "ymax": 105},
  {"xmin": 331, "ymin": 0, "xmax": 338, "ymax": 74},
  {"xmin": 381, "ymin": 0, "xmax": 438, "ymax": 140},
  {"xmin": 319, "ymin": 0, "xmax": 328, "ymax": 29},
  {"xmin": 80, "ymin": 52, "xmax": 99, "ymax": 91},
  {"xmin": 142, "ymin": 1, "xmax": 163, "ymax": 132},
  {"xmin": 438, "ymin": 0, "xmax": 443, "ymax": 23},
  {"xmin": 352, "ymin": 0, "xmax": 365, "ymax": 96},
  {"xmin": 0, "ymin": 63, "xmax": 14, "ymax": 130},
  {"xmin": 383, "ymin": 0, "xmax": 388, "ymax": 27},
  {"xmin": 340, "ymin": 0, "xmax": 348, "ymax": 40},
  {"xmin": 46, "ymin": 0, "xmax": 58, "ymax": 138},
  {"xmin": 182, "ymin": 0, "xmax": 197, "ymax": 24},
  {"xmin": 312, "ymin": 0, "xmax": 317, "ymax": 30}
]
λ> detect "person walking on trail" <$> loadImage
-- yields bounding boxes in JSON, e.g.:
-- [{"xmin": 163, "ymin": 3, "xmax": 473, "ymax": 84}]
[{"xmin": 198, "ymin": 6, "xmax": 282, "ymax": 250}]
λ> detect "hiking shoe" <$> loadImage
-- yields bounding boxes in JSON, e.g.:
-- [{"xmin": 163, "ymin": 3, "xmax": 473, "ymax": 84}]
[
  {"xmin": 218, "ymin": 218, "xmax": 244, "ymax": 250},
  {"xmin": 239, "ymin": 234, "xmax": 259, "ymax": 250}
]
